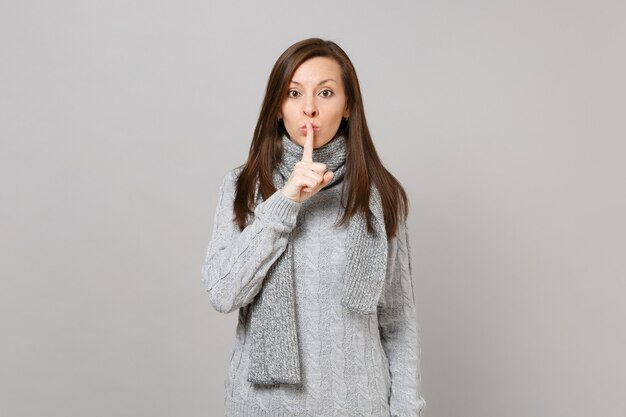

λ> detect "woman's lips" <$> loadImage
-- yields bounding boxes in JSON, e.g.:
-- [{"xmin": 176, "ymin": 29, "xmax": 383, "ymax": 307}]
[{"xmin": 299, "ymin": 125, "xmax": 320, "ymax": 134}]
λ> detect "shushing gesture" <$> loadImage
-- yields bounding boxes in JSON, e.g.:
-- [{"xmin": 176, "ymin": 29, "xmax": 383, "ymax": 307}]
[{"xmin": 281, "ymin": 121, "xmax": 335, "ymax": 203}]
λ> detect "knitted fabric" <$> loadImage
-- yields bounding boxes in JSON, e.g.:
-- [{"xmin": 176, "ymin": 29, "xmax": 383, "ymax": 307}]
[{"xmin": 247, "ymin": 134, "xmax": 388, "ymax": 386}]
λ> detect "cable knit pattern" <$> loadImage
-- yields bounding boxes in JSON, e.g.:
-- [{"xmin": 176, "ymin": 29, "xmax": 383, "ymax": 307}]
[
  {"xmin": 249, "ymin": 135, "xmax": 388, "ymax": 386},
  {"xmin": 201, "ymin": 166, "xmax": 426, "ymax": 416}
]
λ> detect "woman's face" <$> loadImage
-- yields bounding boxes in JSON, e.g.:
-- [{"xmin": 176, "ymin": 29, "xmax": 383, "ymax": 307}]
[{"xmin": 279, "ymin": 57, "xmax": 349, "ymax": 148}]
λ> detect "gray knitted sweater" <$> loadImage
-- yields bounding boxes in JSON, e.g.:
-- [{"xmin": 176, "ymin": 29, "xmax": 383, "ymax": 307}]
[{"xmin": 201, "ymin": 166, "xmax": 425, "ymax": 417}]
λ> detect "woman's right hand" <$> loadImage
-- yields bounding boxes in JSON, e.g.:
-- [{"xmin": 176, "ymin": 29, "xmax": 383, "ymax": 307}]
[{"xmin": 281, "ymin": 121, "xmax": 334, "ymax": 203}]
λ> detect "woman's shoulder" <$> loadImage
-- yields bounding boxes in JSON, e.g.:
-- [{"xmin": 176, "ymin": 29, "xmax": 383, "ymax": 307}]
[
  {"xmin": 211, "ymin": 166, "xmax": 245, "ymax": 204},
  {"xmin": 229, "ymin": 164, "xmax": 245, "ymax": 178},
  {"xmin": 219, "ymin": 164, "xmax": 245, "ymax": 186}
]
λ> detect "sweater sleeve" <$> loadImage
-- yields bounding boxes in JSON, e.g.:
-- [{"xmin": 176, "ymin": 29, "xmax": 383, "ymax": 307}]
[
  {"xmin": 377, "ymin": 221, "xmax": 426, "ymax": 417},
  {"xmin": 200, "ymin": 168, "xmax": 302, "ymax": 314}
]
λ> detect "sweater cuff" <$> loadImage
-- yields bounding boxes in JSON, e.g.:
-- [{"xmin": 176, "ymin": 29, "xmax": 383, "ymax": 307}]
[{"xmin": 256, "ymin": 189, "xmax": 302, "ymax": 227}]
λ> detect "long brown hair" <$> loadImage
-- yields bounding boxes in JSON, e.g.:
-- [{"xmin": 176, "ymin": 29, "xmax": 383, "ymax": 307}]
[{"xmin": 233, "ymin": 38, "xmax": 408, "ymax": 241}]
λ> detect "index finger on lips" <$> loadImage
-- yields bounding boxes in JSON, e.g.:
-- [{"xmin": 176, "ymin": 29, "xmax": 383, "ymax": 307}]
[{"xmin": 302, "ymin": 120, "xmax": 313, "ymax": 163}]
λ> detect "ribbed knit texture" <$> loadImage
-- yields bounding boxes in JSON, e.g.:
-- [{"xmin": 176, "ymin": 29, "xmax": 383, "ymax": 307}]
[
  {"xmin": 201, "ymin": 153, "xmax": 426, "ymax": 415},
  {"xmin": 247, "ymin": 135, "xmax": 388, "ymax": 386}
]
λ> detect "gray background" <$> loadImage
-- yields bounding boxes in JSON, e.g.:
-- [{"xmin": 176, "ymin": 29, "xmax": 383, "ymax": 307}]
[{"xmin": 1, "ymin": 1, "xmax": 625, "ymax": 416}]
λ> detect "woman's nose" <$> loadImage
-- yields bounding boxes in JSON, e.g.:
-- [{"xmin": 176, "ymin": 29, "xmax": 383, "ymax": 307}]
[{"xmin": 303, "ymin": 97, "xmax": 318, "ymax": 117}]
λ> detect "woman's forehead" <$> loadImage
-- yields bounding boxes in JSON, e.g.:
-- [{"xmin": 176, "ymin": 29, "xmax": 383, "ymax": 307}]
[{"xmin": 290, "ymin": 57, "xmax": 342, "ymax": 84}]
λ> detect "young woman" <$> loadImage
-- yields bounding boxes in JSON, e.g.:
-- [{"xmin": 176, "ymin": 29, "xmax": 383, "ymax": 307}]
[{"xmin": 201, "ymin": 38, "xmax": 425, "ymax": 417}]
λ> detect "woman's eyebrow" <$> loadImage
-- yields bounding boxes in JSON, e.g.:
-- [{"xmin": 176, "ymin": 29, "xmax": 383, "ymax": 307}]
[{"xmin": 290, "ymin": 79, "xmax": 338, "ymax": 86}]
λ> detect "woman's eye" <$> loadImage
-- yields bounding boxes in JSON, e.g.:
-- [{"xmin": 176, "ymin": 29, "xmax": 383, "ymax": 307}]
[
  {"xmin": 288, "ymin": 90, "xmax": 300, "ymax": 98},
  {"xmin": 319, "ymin": 89, "xmax": 334, "ymax": 97}
]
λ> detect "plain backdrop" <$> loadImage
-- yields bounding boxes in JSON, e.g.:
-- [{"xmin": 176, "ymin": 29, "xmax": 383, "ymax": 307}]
[{"xmin": 1, "ymin": 1, "xmax": 625, "ymax": 416}]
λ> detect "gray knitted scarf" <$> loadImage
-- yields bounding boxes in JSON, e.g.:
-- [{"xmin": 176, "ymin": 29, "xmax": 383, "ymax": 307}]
[{"xmin": 248, "ymin": 134, "xmax": 388, "ymax": 386}]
